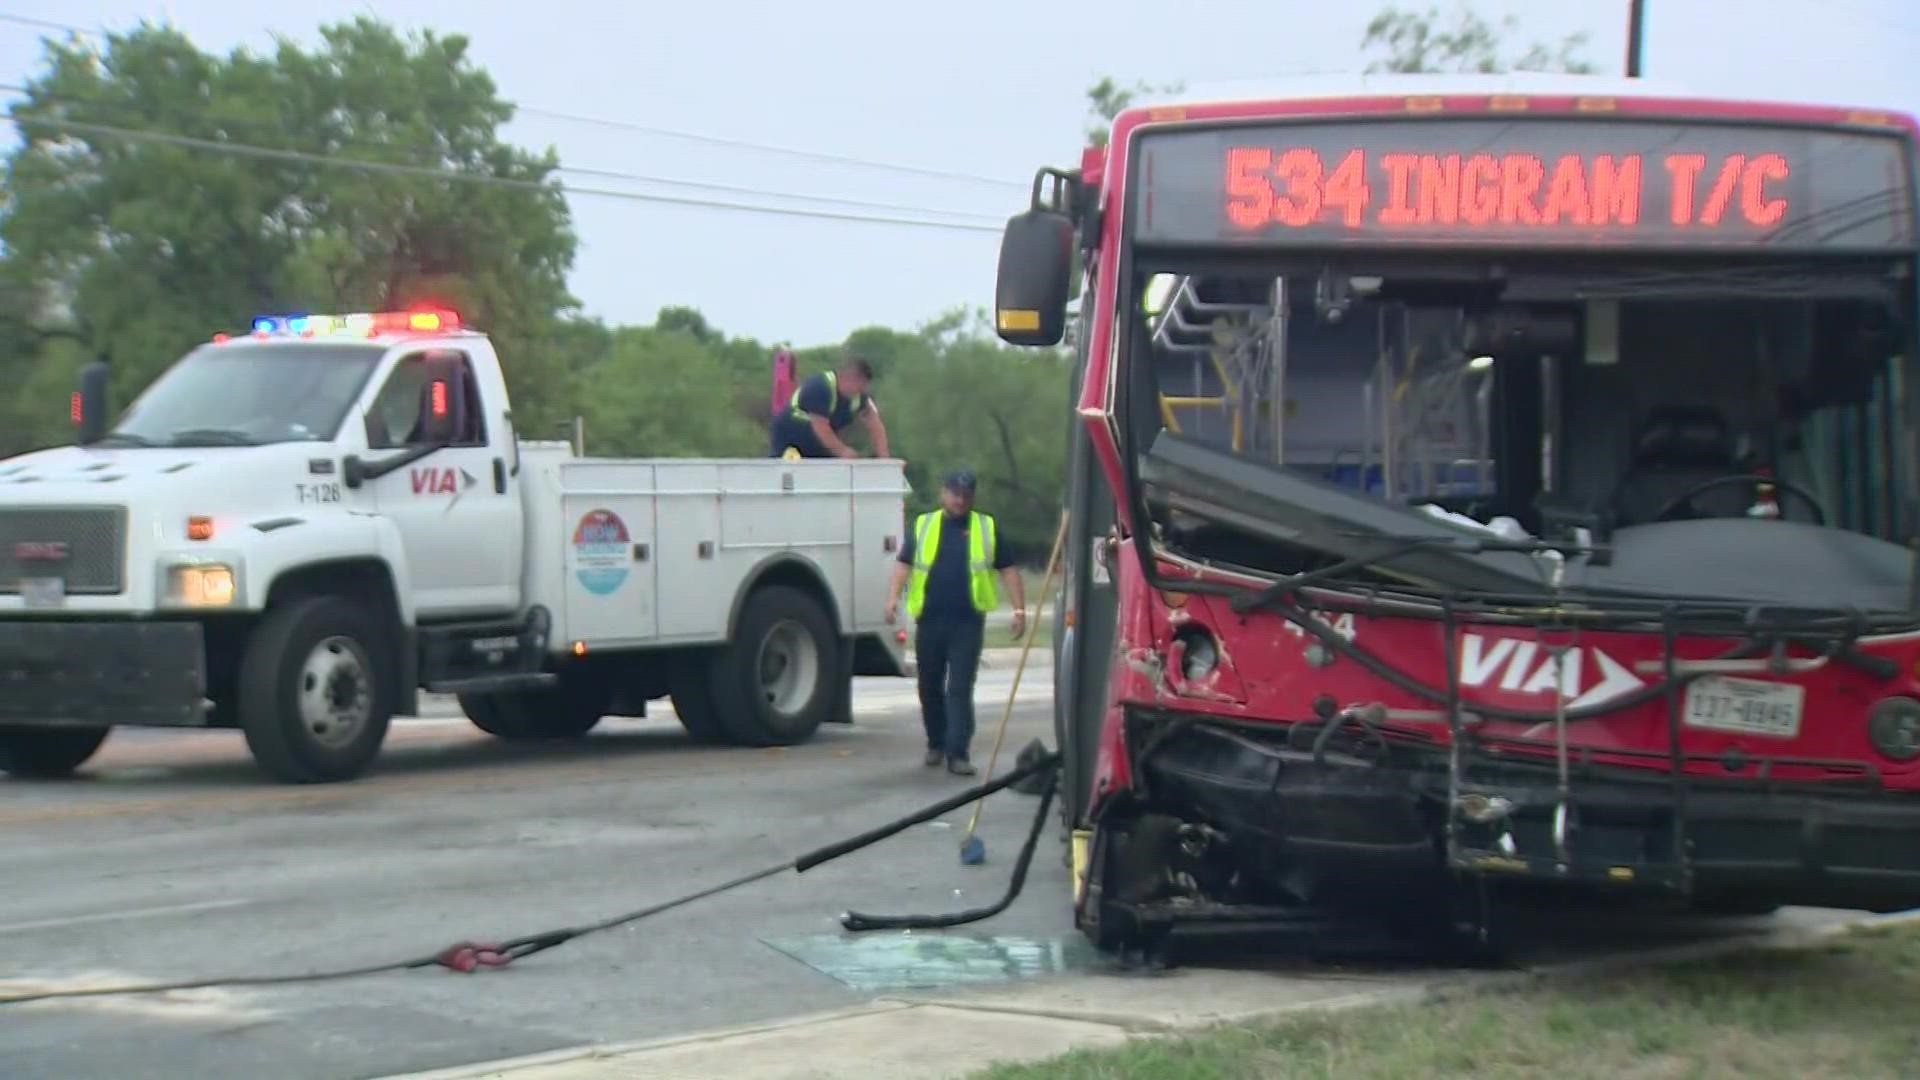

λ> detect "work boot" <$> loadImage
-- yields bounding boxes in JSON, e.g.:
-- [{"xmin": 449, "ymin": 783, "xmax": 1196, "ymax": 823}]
[
  {"xmin": 947, "ymin": 757, "xmax": 978, "ymax": 777},
  {"xmin": 925, "ymin": 748, "xmax": 945, "ymax": 767}
]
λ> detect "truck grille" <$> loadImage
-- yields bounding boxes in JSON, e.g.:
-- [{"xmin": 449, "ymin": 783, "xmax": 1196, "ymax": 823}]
[{"xmin": 0, "ymin": 507, "xmax": 128, "ymax": 596}]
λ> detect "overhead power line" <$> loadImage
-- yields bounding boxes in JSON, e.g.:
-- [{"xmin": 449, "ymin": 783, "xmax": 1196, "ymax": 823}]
[
  {"xmin": 0, "ymin": 8, "xmax": 1026, "ymax": 191},
  {"xmin": 0, "ymin": 83, "xmax": 1002, "ymax": 222},
  {"xmin": 511, "ymin": 103, "xmax": 1027, "ymax": 191},
  {"xmin": 0, "ymin": 11, "xmax": 84, "ymax": 35},
  {"xmin": 0, "ymin": 109, "xmax": 1005, "ymax": 234},
  {"xmin": 545, "ymin": 162, "xmax": 1000, "ymax": 222}
]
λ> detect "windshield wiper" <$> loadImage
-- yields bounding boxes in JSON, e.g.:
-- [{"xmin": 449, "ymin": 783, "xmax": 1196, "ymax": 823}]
[
  {"xmin": 91, "ymin": 432, "xmax": 156, "ymax": 447},
  {"xmin": 166, "ymin": 427, "xmax": 259, "ymax": 447}
]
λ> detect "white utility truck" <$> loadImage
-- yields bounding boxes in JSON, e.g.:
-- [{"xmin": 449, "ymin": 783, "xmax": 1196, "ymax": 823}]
[{"xmin": 0, "ymin": 308, "xmax": 910, "ymax": 783}]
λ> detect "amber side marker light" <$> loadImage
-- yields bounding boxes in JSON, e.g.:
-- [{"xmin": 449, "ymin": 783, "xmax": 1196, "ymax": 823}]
[
  {"xmin": 997, "ymin": 309, "xmax": 1041, "ymax": 333},
  {"xmin": 186, "ymin": 516, "xmax": 214, "ymax": 541}
]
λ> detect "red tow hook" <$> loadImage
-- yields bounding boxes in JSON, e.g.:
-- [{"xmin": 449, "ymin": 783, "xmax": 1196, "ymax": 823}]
[{"xmin": 433, "ymin": 942, "xmax": 515, "ymax": 973}]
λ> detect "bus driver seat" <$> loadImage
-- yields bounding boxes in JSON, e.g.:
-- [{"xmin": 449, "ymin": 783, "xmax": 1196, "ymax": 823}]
[{"xmin": 1609, "ymin": 406, "xmax": 1741, "ymax": 526}]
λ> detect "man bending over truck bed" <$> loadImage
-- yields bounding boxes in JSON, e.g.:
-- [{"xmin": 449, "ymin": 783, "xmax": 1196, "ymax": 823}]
[{"xmin": 768, "ymin": 354, "xmax": 891, "ymax": 460}]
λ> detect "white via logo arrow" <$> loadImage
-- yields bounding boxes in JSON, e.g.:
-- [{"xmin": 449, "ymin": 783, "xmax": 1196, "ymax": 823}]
[{"xmin": 1457, "ymin": 633, "xmax": 1646, "ymax": 708}]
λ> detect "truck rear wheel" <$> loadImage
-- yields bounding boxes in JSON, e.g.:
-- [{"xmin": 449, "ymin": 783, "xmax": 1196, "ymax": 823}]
[
  {"xmin": 667, "ymin": 657, "xmax": 728, "ymax": 744},
  {"xmin": 0, "ymin": 727, "xmax": 109, "ymax": 779},
  {"xmin": 238, "ymin": 596, "xmax": 393, "ymax": 783},
  {"xmin": 710, "ymin": 585, "xmax": 837, "ymax": 747}
]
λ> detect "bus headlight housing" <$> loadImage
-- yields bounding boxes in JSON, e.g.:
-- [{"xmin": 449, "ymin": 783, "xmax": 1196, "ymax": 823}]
[{"xmin": 1867, "ymin": 696, "xmax": 1920, "ymax": 762}]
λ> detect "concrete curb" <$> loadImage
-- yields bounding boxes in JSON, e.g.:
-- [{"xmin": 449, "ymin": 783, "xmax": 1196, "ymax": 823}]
[
  {"xmin": 382, "ymin": 1003, "xmax": 922, "ymax": 1080},
  {"xmin": 875, "ymin": 982, "xmax": 1435, "ymax": 1036},
  {"xmin": 1451, "ymin": 906, "xmax": 1920, "ymax": 997},
  {"xmin": 374, "ymin": 907, "xmax": 1920, "ymax": 1080}
]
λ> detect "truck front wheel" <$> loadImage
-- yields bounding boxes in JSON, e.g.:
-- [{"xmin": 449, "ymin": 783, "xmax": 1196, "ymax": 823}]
[
  {"xmin": 0, "ymin": 727, "xmax": 109, "ymax": 779},
  {"xmin": 238, "ymin": 597, "xmax": 394, "ymax": 783},
  {"xmin": 710, "ymin": 585, "xmax": 838, "ymax": 747}
]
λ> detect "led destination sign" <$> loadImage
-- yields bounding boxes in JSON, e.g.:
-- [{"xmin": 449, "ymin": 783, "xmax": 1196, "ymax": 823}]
[{"xmin": 1130, "ymin": 117, "xmax": 1915, "ymax": 250}]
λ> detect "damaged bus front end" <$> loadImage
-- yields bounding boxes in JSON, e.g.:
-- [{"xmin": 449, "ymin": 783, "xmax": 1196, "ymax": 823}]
[{"xmin": 999, "ymin": 83, "xmax": 1920, "ymax": 954}]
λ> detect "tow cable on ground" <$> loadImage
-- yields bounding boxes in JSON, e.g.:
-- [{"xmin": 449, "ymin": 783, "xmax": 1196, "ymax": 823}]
[{"xmin": 0, "ymin": 751, "xmax": 1063, "ymax": 1007}]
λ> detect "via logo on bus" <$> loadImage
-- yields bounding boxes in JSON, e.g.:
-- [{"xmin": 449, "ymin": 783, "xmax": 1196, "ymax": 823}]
[{"xmin": 1455, "ymin": 632, "xmax": 1646, "ymax": 709}]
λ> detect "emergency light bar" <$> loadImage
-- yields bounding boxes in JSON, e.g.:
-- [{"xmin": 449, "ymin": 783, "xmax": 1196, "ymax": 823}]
[{"xmin": 225, "ymin": 308, "xmax": 462, "ymax": 342}]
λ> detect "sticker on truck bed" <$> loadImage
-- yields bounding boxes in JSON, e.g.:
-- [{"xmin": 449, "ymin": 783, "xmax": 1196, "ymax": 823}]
[{"xmin": 573, "ymin": 509, "xmax": 631, "ymax": 596}]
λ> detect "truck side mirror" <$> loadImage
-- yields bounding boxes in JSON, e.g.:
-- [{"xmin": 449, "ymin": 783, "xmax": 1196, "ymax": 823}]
[
  {"xmin": 72, "ymin": 361, "xmax": 110, "ymax": 445},
  {"xmin": 995, "ymin": 208, "xmax": 1075, "ymax": 347}
]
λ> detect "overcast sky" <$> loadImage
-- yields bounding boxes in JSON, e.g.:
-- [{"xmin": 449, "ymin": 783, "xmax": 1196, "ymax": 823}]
[{"xmin": 1, "ymin": 1, "xmax": 1916, "ymax": 346}]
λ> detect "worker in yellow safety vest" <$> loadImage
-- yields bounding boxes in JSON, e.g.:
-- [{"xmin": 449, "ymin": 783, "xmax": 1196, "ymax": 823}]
[
  {"xmin": 885, "ymin": 470, "xmax": 1026, "ymax": 776},
  {"xmin": 767, "ymin": 355, "xmax": 890, "ymax": 461}
]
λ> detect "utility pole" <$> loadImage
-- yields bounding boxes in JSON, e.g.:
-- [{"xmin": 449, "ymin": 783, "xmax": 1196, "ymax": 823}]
[{"xmin": 1626, "ymin": 0, "xmax": 1646, "ymax": 76}]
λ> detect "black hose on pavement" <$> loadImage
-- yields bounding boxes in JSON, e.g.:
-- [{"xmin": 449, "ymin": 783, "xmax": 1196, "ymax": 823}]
[
  {"xmin": 839, "ymin": 758, "xmax": 1058, "ymax": 931},
  {"xmin": 0, "ymin": 750, "xmax": 1063, "ymax": 1006}
]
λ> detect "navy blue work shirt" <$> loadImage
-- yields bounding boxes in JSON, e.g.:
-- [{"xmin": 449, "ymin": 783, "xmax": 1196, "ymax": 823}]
[
  {"xmin": 768, "ymin": 372, "xmax": 871, "ymax": 458},
  {"xmin": 896, "ymin": 511, "xmax": 1018, "ymax": 622}
]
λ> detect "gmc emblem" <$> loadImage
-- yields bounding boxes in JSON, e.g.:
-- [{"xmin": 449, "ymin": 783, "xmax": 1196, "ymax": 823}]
[{"xmin": 12, "ymin": 541, "xmax": 69, "ymax": 562}]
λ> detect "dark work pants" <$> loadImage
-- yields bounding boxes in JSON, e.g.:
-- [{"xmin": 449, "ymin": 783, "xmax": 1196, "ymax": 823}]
[{"xmin": 915, "ymin": 614, "xmax": 984, "ymax": 759}]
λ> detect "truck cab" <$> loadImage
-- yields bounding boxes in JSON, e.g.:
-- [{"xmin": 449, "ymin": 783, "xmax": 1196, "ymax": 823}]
[{"xmin": 0, "ymin": 308, "xmax": 908, "ymax": 783}]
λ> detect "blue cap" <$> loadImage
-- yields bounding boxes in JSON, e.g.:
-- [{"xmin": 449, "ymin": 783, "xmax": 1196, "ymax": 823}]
[{"xmin": 942, "ymin": 469, "xmax": 977, "ymax": 496}]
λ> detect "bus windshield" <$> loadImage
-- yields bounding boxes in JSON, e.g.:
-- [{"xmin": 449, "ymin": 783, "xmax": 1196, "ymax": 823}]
[{"xmin": 1112, "ymin": 115, "xmax": 1920, "ymax": 615}]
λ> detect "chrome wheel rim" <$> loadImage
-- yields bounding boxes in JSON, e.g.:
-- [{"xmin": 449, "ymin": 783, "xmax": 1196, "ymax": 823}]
[
  {"xmin": 299, "ymin": 635, "xmax": 373, "ymax": 748},
  {"xmin": 756, "ymin": 620, "xmax": 819, "ymax": 716}
]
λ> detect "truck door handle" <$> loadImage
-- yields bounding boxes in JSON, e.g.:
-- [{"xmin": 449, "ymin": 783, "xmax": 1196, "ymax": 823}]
[{"xmin": 493, "ymin": 458, "xmax": 506, "ymax": 493}]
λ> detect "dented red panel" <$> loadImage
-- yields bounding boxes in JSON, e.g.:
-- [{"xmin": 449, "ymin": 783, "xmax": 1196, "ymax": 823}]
[{"xmin": 1096, "ymin": 556, "xmax": 1920, "ymax": 790}]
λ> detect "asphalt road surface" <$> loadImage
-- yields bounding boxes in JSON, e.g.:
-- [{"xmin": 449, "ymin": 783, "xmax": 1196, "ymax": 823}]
[{"xmin": 0, "ymin": 664, "xmax": 1852, "ymax": 1080}]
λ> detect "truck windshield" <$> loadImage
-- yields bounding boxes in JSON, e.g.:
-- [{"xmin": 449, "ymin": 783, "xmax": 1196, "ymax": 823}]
[{"xmin": 105, "ymin": 341, "xmax": 385, "ymax": 447}]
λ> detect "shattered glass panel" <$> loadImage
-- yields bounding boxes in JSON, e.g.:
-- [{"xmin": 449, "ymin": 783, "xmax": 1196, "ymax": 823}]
[{"xmin": 760, "ymin": 932, "xmax": 1104, "ymax": 993}]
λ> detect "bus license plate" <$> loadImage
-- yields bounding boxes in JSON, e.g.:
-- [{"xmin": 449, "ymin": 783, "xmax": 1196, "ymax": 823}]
[{"xmin": 1682, "ymin": 676, "xmax": 1803, "ymax": 739}]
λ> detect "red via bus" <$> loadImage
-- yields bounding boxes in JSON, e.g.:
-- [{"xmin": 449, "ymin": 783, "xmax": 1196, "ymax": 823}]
[{"xmin": 995, "ymin": 76, "xmax": 1920, "ymax": 953}]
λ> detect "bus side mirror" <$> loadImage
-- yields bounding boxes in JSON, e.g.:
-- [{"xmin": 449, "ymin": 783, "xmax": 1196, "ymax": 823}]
[
  {"xmin": 72, "ymin": 361, "xmax": 110, "ymax": 445},
  {"xmin": 995, "ymin": 209, "xmax": 1075, "ymax": 348}
]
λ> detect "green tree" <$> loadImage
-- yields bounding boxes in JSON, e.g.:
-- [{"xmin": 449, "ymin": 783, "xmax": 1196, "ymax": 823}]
[
  {"xmin": 1083, "ymin": 76, "xmax": 1186, "ymax": 147},
  {"xmin": 575, "ymin": 324, "xmax": 765, "ymax": 457},
  {"xmin": 1362, "ymin": 4, "xmax": 1599, "ymax": 74},
  {"xmin": 656, "ymin": 305, "xmax": 720, "ymax": 346},
  {"xmin": 874, "ymin": 308, "xmax": 1071, "ymax": 553},
  {"xmin": 0, "ymin": 17, "xmax": 579, "ymax": 439}
]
